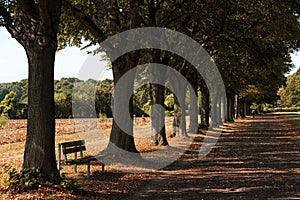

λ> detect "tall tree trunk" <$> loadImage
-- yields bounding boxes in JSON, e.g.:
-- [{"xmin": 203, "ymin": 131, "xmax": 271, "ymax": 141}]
[
  {"xmin": 13, "ymin": 0, "xmax": 62, "ymax": 182},
  {"xmin": 245, "ymin": 101, "xmax": 251, "ymax": 116},
  {"xmin": 106, "ymin": 0, "xmax": 142, "ymax": 152},
  {"xmin": 237, "ymin": 97, "xmax": 246, "ymax": 118},
  {"xmin": 172, "ymin": 82, "xmax": 188, "ymax": 137},
  {"xmin": 242, "ymin": 99, "xmax": 246, "ymax": 118},
  {"xmin": 149, "ymin": 49, "xmax": 168, "ymax": 146},
  {"xmin": 23, "ymin": 44, "xmax": 60, "ymax": 181},
  {"xmin": 216, "ymin": 94, "xmax": 223, "ymax": 125},
  {"xmin": 178, "ymin": 88, "xmax": 187, "ymax": 137},
  {"xmin": 200, "ymin": 81, "xmax": 209, "ymax": 129},
  {"xmin": 150, "ymin": 83, "xmax": 168, "ymax": 145},
  {"xmin": 220, "ymin": 94, "xmax": 226, "ymax": 125},
  {"xmin": 226, "ymin": 95, "xmax": 234, "ymax": 122},
  {"xmin": 108, "ymin": 55, "xmax": 138, "ymax": 153},
  {"xmin": 172, "ymin": 96, "xmax": 180, "ymax": 136},
  {"xmin": 188, "ymin": 71, "xmax": 199, "ymax": 133}
]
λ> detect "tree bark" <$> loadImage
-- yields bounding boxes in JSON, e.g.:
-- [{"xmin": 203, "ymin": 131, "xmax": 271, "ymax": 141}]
[
  {"xmin": 200, "ymin": 81, "xmax": 210, "ymax": 129},
  {"xmin": 149, "ymin": 49, "xmax": 168, "ymax": 146},
  {"xmin": 188, "ymin": 71, "xmax": 199, "ymax": 133},
  {"xmin": 23, "ymin": 43, "xmax": 59, "ymax": 181},
  {"xmin": 108, "ymin": 55, "xmax": 138, "ymax": 153},
  {"xmin": 150, "ymin": 83, "xmax": 168, "ymax": 145},
  {"xmin": 13, "ymin": 0, "xmax": 62, "ymax": 182},
  {"xmin": 226, "ymin": 95, "xmax": 235, "ymax": 122},
  {"xmin": 237, "ymin": 97, "xmax": 246, "ymax": 118},
  {"xmin": 171, "ymin": 80, "xmax": 188, "ymax": 137}
]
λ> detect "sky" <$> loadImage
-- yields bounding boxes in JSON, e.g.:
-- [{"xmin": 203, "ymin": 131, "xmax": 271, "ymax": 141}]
[
  {"xmin": 0, "ymin": 27, "xmax": 300, "ymax": 83},
  {"xmin": 0, "ymin": 27, "xmax": 112, "ymax": 83}
]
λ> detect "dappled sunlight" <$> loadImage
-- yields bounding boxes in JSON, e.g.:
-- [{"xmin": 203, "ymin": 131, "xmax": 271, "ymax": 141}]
[
  {"xmin": 123, "ymin": 114, "xmax": 300, "ymax": 199},
  {"xmin": 1, "ymin": 114, "xmax": 300, "ymax": 199}
]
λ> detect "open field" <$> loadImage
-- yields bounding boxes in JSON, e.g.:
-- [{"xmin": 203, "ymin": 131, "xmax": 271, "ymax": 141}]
[
  {"xmin": 0, "ymin": 117, "xmax": 174, "ymax": 199},
  {"xmin": 0, "ymin": 116, "xmax": 201, "ymax": 199},
  {"xmin": 0, "ymin": 117, "xmax": 175, "ymax": 169}
]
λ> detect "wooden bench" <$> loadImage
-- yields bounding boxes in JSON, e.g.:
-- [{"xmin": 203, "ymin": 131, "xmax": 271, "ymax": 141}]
[{"xmin": 57, "ymin": 140, "xmax": 104, "ymax": 178}]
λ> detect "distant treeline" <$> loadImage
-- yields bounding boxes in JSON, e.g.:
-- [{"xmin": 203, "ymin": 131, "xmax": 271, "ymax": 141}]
[
  {"xmin": 277, "ymin": 68, "xmax": 300, "ymax": 107},
  {"xmin": 0, "ymin": 78, "xmax": 156, "ymax": 119}
]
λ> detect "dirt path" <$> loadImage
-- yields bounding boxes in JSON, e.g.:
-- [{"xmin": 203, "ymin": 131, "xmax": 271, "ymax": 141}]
[{"xmin": 123, "ymin": 114, "xmax": 300, "ymax": 199}]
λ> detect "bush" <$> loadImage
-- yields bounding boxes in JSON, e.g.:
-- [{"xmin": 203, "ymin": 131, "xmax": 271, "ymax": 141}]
[
  {"xmin": 269, "ymin": 106, "xmax": 300, "ymax": 112},
  {"xmin": 1, "ymin": 165, "xmax": 44, "ymax": 191},
  {"xmin": 59, "ymin": 173, "xmax": 77, "ymax": 190},
  {"xmin": 0, "ymin": 114, "xmax": 9, "ymax": 126},
  {"xmin": 165, "ymin": 110, "xmax": 174, "ymax": 116},
  {"xmin": 1, "ymin": 165, "xmax": 77, "ymax": 192},
  {"xmin": 99, "ymin": 113, "xmax": 107, "ymax": 122}
]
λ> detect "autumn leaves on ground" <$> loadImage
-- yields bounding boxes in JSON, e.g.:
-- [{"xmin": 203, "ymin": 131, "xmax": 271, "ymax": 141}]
[{"xmin": 1, "ymin": 113, "xmax": 300, "ymax": 199}]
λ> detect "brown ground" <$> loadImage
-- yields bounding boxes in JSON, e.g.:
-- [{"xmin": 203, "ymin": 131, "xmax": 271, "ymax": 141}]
[
  {"xmin": 123, "ymin": 114, "xmax": 300, "ymax": 199},
  {"xmin": 0, "ymin": 117, "xmax": 162, "ymax": 145},
  {"xmin": 1, "ymin": 114, "xmax": 299, "ymax": 199}
]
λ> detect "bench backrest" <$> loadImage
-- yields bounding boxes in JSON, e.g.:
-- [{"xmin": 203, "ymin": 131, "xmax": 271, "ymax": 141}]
[
  {"xmin": 60, "ymin": 140, "xmax": 86, "ymax": 155},
  {"xmin": 58, "ymin": 140, "xmax": 87, "ymax": 164}
]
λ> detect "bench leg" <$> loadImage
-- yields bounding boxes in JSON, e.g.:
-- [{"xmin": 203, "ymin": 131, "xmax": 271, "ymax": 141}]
[
  {"xmin": 74, "ymin": 164, "xmax": 77, "ymax": 173},
  {"xmin": 87, "ymin": 161, "xmax": 91, "ymax": 178},
  {"xmin": 57, "ymin": 144, "xmax": 61, "ymax": 173},
  {"xmin": 74, "ymin": 152, "xmax": 77, "ymax": 172}
]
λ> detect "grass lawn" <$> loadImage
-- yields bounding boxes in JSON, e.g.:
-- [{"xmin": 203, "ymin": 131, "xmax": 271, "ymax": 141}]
[{"xmin": 277, "ymin": 112, "xmax": 300, "ymax": 129}]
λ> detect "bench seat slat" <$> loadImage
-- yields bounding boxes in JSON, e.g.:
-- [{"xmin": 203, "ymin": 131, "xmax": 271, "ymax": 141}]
[{"xmin": 65, "ymin": 156, "xmax": 97, "ymax": 164}]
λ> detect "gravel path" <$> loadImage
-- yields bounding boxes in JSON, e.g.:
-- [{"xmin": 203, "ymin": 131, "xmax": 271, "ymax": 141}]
[{"xmin": 123, "ymin": 114, "xmax": 300, "ymax": 199}]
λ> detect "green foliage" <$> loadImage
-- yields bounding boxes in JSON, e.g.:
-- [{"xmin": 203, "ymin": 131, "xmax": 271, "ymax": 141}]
[
  {"xmin": 0, "ymin": 91, "xmax": 17, "ymax": 117},
  {"xmin": 165, "ymin": 110, "xmax": 174, "ymax": 116},
  {"xmin": 99, "ymin": 113, "xmax": 107, "ymax": 122},
  {"xmin": 1, "ymin": 165, "xmax": 44, "ymax": 191},
  {"xmin": 164, "ymin": 94, "xmax": 174, "ymax": 108},
  {"xmin": 261, "ymin": 103, "xmax": 273, "ymax": 113},
  {"xmin": 95, "ymin": 79, "xmax": 113, "ymax": 118},
  {"xmin": 60, "ymin": 0, "xmax": 300, "ymax": 120},
  {"xmin": 55, "ymin": 91, "xmax": 72, "ymax": 118},
  {"xmin": 0, "ymin": 78, "xmax": 116, "ymax": 119},
  {"xmin": 0, "ymin": 114, "xmax": 9, "ymax": 126},
  {"xmin": 270, "ymin": 106, "xmax": 300, "ymax": 112},
  {"xmin": 278, "ymin": 68, "xmax": 300, "ymax": 107},
  {"xmin": 164, "ymin": 94, "xmax": 174, "ymax": 116},
  {"xmin": 59, "ymin": 173, "xmax": 77, "ymax": 190},
  {"xmin": 250, "ymin": 103, "xmax": 259, "ymax": 110},
  {"xmin": 1, "ymin": 165, "xmax": 77, "ymax": 192},
  {"xmin": 0, "ymin": 80, "xmax": 28, "ymax": 119},
  {"xmin": 142, "ymin": 100, "xmax": 151, "ymax": 116}
]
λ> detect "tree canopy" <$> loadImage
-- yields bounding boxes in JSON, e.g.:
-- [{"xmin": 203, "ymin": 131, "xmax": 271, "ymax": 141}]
[
  {"xmin": 278, "ymin": 67, "xmax": 300, "ymax": 107},
  {"xmin": 1, "ymin": 0, "xmax": 300, "ymax": 179}
]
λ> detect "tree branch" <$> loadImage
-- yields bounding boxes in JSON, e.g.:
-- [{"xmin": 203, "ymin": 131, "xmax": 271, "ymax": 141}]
[
  {"xmin": 0, "ymin": 5, "xmax": 19, "ymax": 39},
  {"xmin": 17, "ymin": 0, "xmax": 39, "ymax": 22},
  {"xmin": 62, "ymin": 0, "xmax": 106, "ymax": 44}
]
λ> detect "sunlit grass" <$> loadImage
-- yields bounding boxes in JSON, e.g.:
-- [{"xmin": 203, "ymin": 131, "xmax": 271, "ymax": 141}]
[{"xmin": 278, "ymin": 113, "xmax": 300, "ymax": 129}]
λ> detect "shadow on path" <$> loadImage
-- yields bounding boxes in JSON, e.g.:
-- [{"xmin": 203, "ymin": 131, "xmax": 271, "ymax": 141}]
[{"xmin": 123, "ymin": 114, "xmax": 300, "ymax": 199}]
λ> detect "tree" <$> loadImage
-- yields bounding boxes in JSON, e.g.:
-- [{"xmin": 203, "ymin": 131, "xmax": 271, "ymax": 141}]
[
  {"xmin": 95, "ymin": 79, "xmax": 113, "ymax": 118},
  {"xmin": 278, "ymin": 68, "xmax": 300, "ymax": 107},
  {"xmin": 60, "ymin": 0, "xmax": 300, "ymax": 153},
  {"xmin": 0, "ymin": 0, "xmax": 62, "ymax": 181},
  {"xmin": 192, "ymin": 0, "xmax": 300, "ymax": 119},
  {"xmin": 55, "ymin": 91, "xmax": 72, "ymax": 118},
  {"xmin": 60, "ymin": 0, "xmax": 144, "ymax": 153},
  {"xmin": 0, "ymin": 91, "xmax": 17, "ymax": 117}
]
